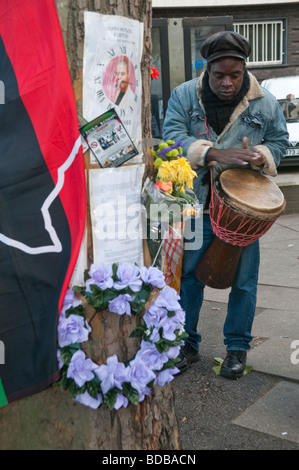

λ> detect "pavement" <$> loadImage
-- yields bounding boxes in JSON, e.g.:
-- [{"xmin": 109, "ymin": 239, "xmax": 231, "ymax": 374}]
[{"xmin": 172, "ymin": 204, "xmax": 299, "ymax": 450}]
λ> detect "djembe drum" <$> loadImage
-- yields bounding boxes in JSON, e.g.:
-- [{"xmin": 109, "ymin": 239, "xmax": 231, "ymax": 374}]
[{"xmin": 196, "ymin": 168, "xmax": 286, "ymax": 289}]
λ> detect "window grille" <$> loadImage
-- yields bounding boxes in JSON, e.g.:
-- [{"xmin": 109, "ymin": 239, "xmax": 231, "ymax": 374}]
[{"xmin": 234, "ymin": 20, "xmax": 285, "ymax": 66}]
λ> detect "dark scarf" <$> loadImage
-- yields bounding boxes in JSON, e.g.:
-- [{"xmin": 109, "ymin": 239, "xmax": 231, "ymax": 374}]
[{"xmin": 201, "ymin": 69, "xmax": 250, "ymax": 136}]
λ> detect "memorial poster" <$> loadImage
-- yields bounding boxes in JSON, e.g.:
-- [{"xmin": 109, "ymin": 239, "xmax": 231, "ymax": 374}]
[{"xmin": 83, "ymin": 12, "xmax": 143, "ymax": 144}]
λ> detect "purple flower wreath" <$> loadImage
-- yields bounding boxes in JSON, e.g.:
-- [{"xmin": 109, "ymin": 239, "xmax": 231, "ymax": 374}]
[{"xmin": 56, "ymin": 262, "xmax": 187, "ymax": 410}]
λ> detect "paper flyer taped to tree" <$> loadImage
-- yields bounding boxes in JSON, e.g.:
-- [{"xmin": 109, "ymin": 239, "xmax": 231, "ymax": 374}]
[
  {"xmin": 83, "ymin": 12, "xmax": 143, "ymax": 146},
  {"xmin": 80, "ymin": 109, "xmax": 138, "ymax": 168},
  {"xmin": 89, "ymin": 164, "xmax": 145, "ymax": 267}
]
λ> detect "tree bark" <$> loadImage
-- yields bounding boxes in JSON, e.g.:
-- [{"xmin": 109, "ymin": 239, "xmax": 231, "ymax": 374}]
[{"xmin": 0, "ymin": 0, "xmax": 181, "ymax": 451}]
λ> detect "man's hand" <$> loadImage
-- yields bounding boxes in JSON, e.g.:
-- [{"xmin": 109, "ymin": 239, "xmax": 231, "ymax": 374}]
[
  {"xmin": 205, "ymin": 137, "xmax": 266, "ymax": 167},
  {"xmin": 242, "ymin": 137, "xmax": 266, "ymax": 167}
]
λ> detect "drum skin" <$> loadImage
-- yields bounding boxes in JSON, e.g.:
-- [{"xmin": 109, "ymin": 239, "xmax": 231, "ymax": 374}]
[{"xmin": 220, "ymin": 169, "xmax": 285, "ymax": 215}]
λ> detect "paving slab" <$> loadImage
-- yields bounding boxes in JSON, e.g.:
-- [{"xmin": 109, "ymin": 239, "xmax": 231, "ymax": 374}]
[
  {"xmin": 261, "ymin": 222, "xmax": 299, "ymax": 245},
  {"xmin": 258, "ymin": 219, "xmax": 299, "ymax": 289},
  {"xmin": 204, "ymin": 212, "xmax": 299, "ymax": 300},
  {"xmin": 204, "ymin": 287, "xmax": 229, "ymax": 304},
  {"xmin": 232, "ymin": 381, "xmax": 299, "ymax": 445},
  {"xmin": 247, "ymin": 337, "xmax": 299, "ymax": 381},
  {"xmin": 276, "ymin": 213, "xmax": 299, "ymax": 231},
  {"xmin": 204, "ymin": 284, "xmax": 299, "ymax": 311},
  {"xmin": 259, "ymin": 245, "xmax": 299, "ymax": 289},
  {"xmin": 251, "ymin": 308, "xmax": 299, "ymax": 339},
  {"xmin": 255, "ymin": 285, "xmax": 298, "ymax": 311}
]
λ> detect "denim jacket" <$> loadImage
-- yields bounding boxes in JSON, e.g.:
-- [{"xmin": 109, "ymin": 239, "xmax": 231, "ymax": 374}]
[{"xmin": 163, "ymin": 72, "xmax": 289, "ymax": 207}]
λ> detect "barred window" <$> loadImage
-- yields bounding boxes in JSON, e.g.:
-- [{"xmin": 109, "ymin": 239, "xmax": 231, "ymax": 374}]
[{"xmin": 234, "ymin": 20, "xmax": 286, "ymax": 66}]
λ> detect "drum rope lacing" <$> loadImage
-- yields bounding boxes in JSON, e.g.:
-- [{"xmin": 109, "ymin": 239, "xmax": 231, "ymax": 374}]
[{"xmin": 209, "ymin": 170, "xmax": 277, "ymax": 247}]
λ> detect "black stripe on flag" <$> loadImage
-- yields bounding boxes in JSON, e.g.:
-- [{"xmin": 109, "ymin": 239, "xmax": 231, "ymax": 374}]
[{"xmin": 0, "ymin": 35, "xmax": 72, "ymax": 402}]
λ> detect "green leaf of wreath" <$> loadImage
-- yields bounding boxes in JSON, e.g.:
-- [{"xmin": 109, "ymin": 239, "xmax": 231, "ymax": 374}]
[
  {"xmin": 167, "ymin": 310, "xmax": 176, "ymax": 318},
  {"xmin": 86, "ymin": 379, "xmax": 100, "ymax": 399},
  {"xmin": 129, "ymin": 286, "xmax": 153, "ymax": 315},
  {"xmin": 130, "ymin": 325, "xmax": 147, "ymax": 338},
  {"xmin": 112, "ymin": 263, "xmax": 118, "ymax": 280},
  {"xmin": 154, "ymin": 330, "xmax": 187, "ymax": 353},
  {"xmin": 84, "ymin": 286, "xmax": 106, "ymax": 310},
  {"xmin": 65, "ymin": 304, "xmax": 85, "ymax": 318},
  {"xmin": 69, "ymin": 380, "xmax": 85, "ymax": 399},
  {"xmin": 122, "ymin": 382, "xmax": 139, "ymax": 405},
  {"xmin": 129, "ymin": 301, "xmax": 145, "ymax": 315},
  {"xmin": 135, "ymin": 286, "xmax": 152, "ymax": 302},
  {"xmin": 60, "ymin": 344, "xmax": 80, "ymax": 365},
  {"xmin": 56, "ymin": 369, "xmax": 68, "ymax": 390},
  {"xmin": 103, "ymin": 289, "xmax": 119, "ymax": 304},
  {"xmin": 162, "ymin": 358, "xmax": 180, "ymax": 370},
  {"xmin": 103, "ymin": 388, "xmax": 118, "ymax": 410}
]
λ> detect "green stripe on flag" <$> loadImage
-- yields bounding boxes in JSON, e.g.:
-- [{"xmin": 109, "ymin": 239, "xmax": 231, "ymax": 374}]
[{"xmin": 0, "ymin": 378, "xmax": 8, "ymax": 407}]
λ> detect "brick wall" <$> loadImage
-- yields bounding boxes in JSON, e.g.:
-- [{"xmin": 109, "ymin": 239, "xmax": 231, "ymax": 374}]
[{"xmin": 153, "ymin": 3, "xmax": 299, "ymax": 82}]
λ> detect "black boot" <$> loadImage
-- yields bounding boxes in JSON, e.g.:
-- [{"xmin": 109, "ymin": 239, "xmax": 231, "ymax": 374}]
[
  {"xmin": 176, "ymin": 343, "xmax": 200, "ymax": 374},
  {"xmin": 220, "ymin": 350, "xmax": 247, "ymax": 379}
]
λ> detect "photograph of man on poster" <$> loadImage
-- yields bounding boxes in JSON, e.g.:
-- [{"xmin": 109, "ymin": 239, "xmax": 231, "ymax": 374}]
[{"xmin": 113, "ymin": 57, "xmax": 135, "ymax": 108}]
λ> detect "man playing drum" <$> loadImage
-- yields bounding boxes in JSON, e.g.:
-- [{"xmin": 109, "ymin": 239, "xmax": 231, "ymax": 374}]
[{"xmin": 163, "ymin": 31, "xmax": 289, "ymax": 378}]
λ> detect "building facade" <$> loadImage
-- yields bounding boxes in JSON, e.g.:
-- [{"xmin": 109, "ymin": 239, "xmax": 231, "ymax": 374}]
[{"xmin": 150, "ymin": 0, "xmax": 299, "ymax": 145}]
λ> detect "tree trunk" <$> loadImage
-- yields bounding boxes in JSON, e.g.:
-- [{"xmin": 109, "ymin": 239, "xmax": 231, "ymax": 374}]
[
  {"xmin": 0, "ymin": 0, "xmax": 181, "ymax": 451},
  {"xmin": 0, "ymin": 375, "xmax": 179, "ymax": 450}
]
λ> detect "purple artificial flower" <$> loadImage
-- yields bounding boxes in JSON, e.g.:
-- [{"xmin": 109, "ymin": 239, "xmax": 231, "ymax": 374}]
[
  {"xmin": 57, "ymin": 349, "xmax": 64, "ymax": 369},
  {"xmin": 139, "ymin": 266, "xmax": 165, "ymax": 289},
  {"xmin": 158, "ymin": 314, "xmax": 182, "ymax": 342},
  {"xmin": 108, "ymin": 294, "xmax": 134, "ymax": 316},
  {"xmin": 143, "ymin": 304, "xmax": 167, "ymax": 328},
  {"xmin": 67, "ymin": 350, "xmax": 98, "ymax": 387},
  {"xmin": 60, "ymin": 288, "xmax": 82, "ymax": 317},
  {"xmin": 154, "ymin": 368, "xmax": 179, "ymax": 387},
  {"xmin": 154, "ymin": 286, "xmax": 181, "ymax": 311},
  {"xmin": 136, "ymin": 340, "xmax": 168, "ymax": 371},
  {"xmin": 58, "ymin": 313, "xmax": 91, "ymax": 348},
  {"xmin": 127, "ymin": 357, "xmax": 156, "ymax": 396},
  {"xmin": 165, "ymin": 345, "xmax": 181, "ymax": 360},
  {"xmin": 136, "ymin": 385, "xmax": 151, "ymax": 403},
  {"xmin": 74, "ymin": 390, "xmax": 103, "ymax": 409},
  {"xmin": 63, "ymin": 288, "xmax": 80, "ymax": 307},
  {"xmin": 114, "ymin": 393, "xmax": 129, "ymax": 410},
  {"xmin": 94, "ymin": 354, "xmax": 128, "ymax": 395},
  {"xmin": 149, "ymin": 327, "xmax": 161, "ymax": 343},
  {"xmin": 113, "ymin": 263, "xmax": 142, "ymax": 292},
  {"xmin": 172, "ymin": 307, "xmax": 186, "ymax": 325},
  {"xmin": 85, "ymin": 263, "xmax": 114, "ymax": 292}
]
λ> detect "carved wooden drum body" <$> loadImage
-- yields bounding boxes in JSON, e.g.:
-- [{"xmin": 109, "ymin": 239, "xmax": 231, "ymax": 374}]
[{"xmin": 196, "ymin": 169, "xmax": 286, "ymax": 289}]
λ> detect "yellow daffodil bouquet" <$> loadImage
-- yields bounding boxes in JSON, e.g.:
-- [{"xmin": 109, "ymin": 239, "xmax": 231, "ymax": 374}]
[
  {"xmin": 143, "ymin": 139, "xmax": 200, "ymax": 228},
  {"xmin": 151, "ymin": 140, "xmax": 198, "ymax": 208},
  {"xmin": 144, "ymin": 140, "xmax": 200, "ymax": 271}
]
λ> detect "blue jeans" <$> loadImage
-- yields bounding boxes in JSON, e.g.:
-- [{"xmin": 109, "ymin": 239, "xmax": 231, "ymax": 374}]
[{"xmin": 180, "ymin": 214, "xmax": 260, "ymax": 352}]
